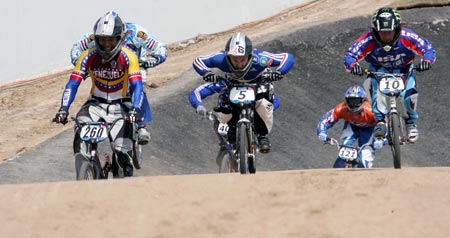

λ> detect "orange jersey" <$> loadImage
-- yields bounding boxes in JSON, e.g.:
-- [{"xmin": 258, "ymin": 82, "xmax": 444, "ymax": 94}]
[{"xmin": 318, "ymin": 101, "xmax": 378, "ymax": 133}]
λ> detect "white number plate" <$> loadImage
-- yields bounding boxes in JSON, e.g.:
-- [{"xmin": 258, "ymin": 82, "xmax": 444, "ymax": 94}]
[
  {"xmin": 379, "ymin": 76, "xmax": 405, "ymax": 95},
  {"xmin": 229, "ymin": 86, "xmax": 255, "ymax": 104},
  {"xmin": 338, "ymin": 146, "xmax": 358, "ymax": 161},
  {"xmin": 80, "ymin": 124, "xmax": 108, "ymax": 142}
]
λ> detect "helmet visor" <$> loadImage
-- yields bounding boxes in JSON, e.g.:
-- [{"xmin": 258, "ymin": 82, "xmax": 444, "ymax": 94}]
[{"xmin": 346, "ymin": 98, "xmax": 364, "ymax": 108}]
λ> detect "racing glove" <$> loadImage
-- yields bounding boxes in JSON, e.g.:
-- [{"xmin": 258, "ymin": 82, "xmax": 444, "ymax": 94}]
[
  {"xmin": 203, "ymin": 72, "xmax": 218, "ymax": 83},
  {"xmin": 54, "ymin": 108, "xmax": 69, "ymax": 125},
  {"xmin": 318, "ymin": 132, "xmax": 328, "ymax": 142},
  {"xmin": 142, "ymin": 57, "xmax": 159, "ymax": 69},
  {"xmin": 350, "ymin": 64, "xmax": 364, "ymax": 76},
  {"xmin": 126, "ymin": 107, "xmax": 141, "ymax": 123},
  {"xmin": 196, "ymin": 105, "xmax": 207, "ymax": 118},
  {"xmin": 416, "ymin": 60, "xmax": 431, "ymax": 72},
  {"xmin": 263, "ymin": 71, "xmax": 283, "ymax": 81}
]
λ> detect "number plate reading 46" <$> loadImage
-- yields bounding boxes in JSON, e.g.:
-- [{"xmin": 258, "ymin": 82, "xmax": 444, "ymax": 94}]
[
  {"xmin": 80, "ymin": 124, "xmax": 108, "ymax": 142},
  {"xmin": 338, "ymin": 147, "xmax": 357, "ymax": 161},
  {"xmin": 229, "ymin": 86, "xmax": 255, "ymax": 104}
]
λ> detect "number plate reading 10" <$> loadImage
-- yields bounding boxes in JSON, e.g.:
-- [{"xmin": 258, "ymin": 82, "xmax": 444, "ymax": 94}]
[
  {"xmin": 379, "ymin": 76, "xmax": 405, "ymax": 94},
  {"xmin": 338, "ymin": 147, "xmax": 358, "ymax": 161}
]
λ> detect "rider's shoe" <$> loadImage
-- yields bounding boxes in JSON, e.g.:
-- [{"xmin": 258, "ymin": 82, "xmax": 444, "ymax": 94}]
[
  {"xmin": 258, "ymin": 135, "xmax": 271, "ymax": 153},
  {"xmin": 123, "ymin": 165, "xmax": 134, "ymax": 177},
  {"xmin": 373, "ymin": 121, "xmax": 386, "ymax": 139},
  {"xmin": 138, "ymin": 127, "xmax": 151, "ymax": 145},
  {"xmin": 406, "ymin": 123, "xmax": 419, "ymax": 143}
]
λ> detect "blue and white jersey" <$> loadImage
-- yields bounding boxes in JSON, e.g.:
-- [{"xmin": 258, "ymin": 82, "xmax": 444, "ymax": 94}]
[
  {"xmin": 70, "ymin": 22, "xmax": 167, "ymax": 66},
  {"xmin": 193, "ymin": 49, "xmax": 295, "ymax": 81},
  {"xmin": 189, "ymin": 81, "xmax": 280, "ymax": 110},
  {"xmin": 344, "ymin": 27, "xmax": 435, "ymax": 72}
]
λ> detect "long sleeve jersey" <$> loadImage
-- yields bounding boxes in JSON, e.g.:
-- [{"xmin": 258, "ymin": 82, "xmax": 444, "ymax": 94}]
[
  {"xmin": 61, "ymin": 47, "xmax": 143, "ymax": 110},
  {"xmin": 344, "ymin": 27, "xmax": 435, "ymax": 72},
  {"xmin": 193, "ymin": 48, "xmax": 295, "ymax": 81},
  {"xmin": 317, "ymin": 102, "xmax": 378, "ymax": 135},
  {"xmin": 70, "ymin": 22, "xmax": 167, "ymax": 66}
]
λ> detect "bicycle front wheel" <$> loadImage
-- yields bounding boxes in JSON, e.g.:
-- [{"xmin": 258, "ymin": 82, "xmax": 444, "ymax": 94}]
[
  {"xmin": 238, "ymin": 123, "xmax": 249, "ymax": 174},
  {"xmin": 390, "ymin": 113, "xmax": 402, "ymax": 169}
]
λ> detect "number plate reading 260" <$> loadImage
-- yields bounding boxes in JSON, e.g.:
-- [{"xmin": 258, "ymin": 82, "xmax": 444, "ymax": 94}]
[
  {"xmin": 80, "ymin": 124, "xmax": 108, "ymax": 142},
  {"xmin": 229, "ymin": 86, "xmax": 255, "ymax": 105},
  {"xmin": 338, "ymin": 147, "xmax": 357, "ymax": 161}
]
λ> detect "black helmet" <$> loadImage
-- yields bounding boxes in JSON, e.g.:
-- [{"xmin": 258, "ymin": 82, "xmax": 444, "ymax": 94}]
[
  {"xmin": 93, "ymin": 11, "xmax": 125, "ymax": 61},
  {"xmin": 371, "ymin": 7, "xmax": 402, "ymax": 51},
  {"xmin": 224, "ymin": 32, "xmax": 253, "ymax": 78}
]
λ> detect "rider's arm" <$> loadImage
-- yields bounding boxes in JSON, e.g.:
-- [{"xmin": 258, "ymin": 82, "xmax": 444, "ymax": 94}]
[
  {"xmin": 317, "ymin": 103, "xmax": 344, "ymax": 135},
  {"xmin": 70, "ymin": 33, "xmax": 95, "ymax": 66},
  {"xmin": 399, "ymin": 28, "xmax": 436, "ymax": 64},
  {"xmin": 193, "ymin": 52, "xmax": 226, "ymax": 76},
  {"xmin": 189, "ymin": 82, "xmax": 221, "ymax": 108},
  {"xmin": 344, "ymin": 32, "xmax": 377, "ymax": 71},
  {"xmin": 132, "ymin": 23, "xmax": 167, "ymax": 64},
  {"xmin": 256, "ymin": 49, "xmax": 295, "ymax": 74},
  {"xmin": 124, "ymin": 48, "xmax": 144, "ymax": 109}
]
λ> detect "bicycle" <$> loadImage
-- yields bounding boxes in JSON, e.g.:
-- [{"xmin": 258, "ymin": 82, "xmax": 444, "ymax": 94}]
[
  {"xmin": 364, "ymin": 68, "xmax": 418, "ymax": 169},
  {"xmin": 324, "ymin": 137, "xmax": 377, "ymax": 168}
]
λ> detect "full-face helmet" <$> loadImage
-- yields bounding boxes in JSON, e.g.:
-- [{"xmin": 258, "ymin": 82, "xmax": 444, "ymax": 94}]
[
  {"xmin": 345, "ymin": 85, "xmax": 366, "ymax": 113},
  {"xmin": 93, "ymin": 11, "xmax": 125, "ymax": 61},
  {"xmin": 371, "ymin": 7, "xmax": 402, "ymax": 51},
  {"xmin": 225, "ymin": 32, "xmax": 253, "ymax": 78}
]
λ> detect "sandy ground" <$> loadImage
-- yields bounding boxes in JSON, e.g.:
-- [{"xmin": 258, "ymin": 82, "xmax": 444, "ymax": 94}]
[{"xmin": 0, "ymin": 0, "xmax": 449, "ymax": 237}]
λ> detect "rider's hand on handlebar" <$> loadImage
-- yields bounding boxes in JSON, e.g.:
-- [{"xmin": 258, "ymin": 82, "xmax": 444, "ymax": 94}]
[
  {"xmin": 196, "ymin": 105, "xmax": 207, "ymax": 118},
  {"xmin": 142, "ymin": 57, "xmax": 159, "ymax": 69},
  {"xmin": 126, "ymin": 107, "xmax": 141, "ymax": 123},
  {"xmin": 203, "ymin": 72, "xmax": 218, "ymax": 83},
  {"xmin": 54, "ymin": 108, "xmax": 69, "ymax": 125},
  {"xmin": 263, "ymin": 71, "xmax": 283, "ymax": 81},
  {"xmin": 416, "ymin": 60, "xmax": 431, "ymax": 72},
  {"xmin": 350, "ymin": 64, "xmax": 364, "ymax": 76},
  {"xmin": 318, "ymin": 132, "xmax": 328, "ymax": 142}
]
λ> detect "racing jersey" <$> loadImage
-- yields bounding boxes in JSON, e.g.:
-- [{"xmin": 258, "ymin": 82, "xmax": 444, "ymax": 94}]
[
  {"xmin": 344, "ymin": 27, "xmax": 436, "ymax": 72},
  {"xmin": 70, "ymin": 23, "xmax": 167, "ymax": 66},
  {"xmin": 60, "ymin": 47, "xmax": 143, "ymax": 110},
  {"xmin": 317, "ymin": 101, "xmax": 378, "ymax": 134},
  {"xmin": 193, "ymin": 48, "xmax": 295, "ymax": 81},
  {"xmin": 189, "ymin": 81, "xmax": 280, "ymax": 110}
]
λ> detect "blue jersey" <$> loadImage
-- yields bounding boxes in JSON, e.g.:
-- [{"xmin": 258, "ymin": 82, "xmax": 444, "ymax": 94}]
[
  {"xmin": 344, "ymin": 27, "xmax": 435, "ymax": 72},
  {"xmin": 189, "ymin": 81, "xmax": 280, "ymax": 110},
  {"xmin": 193, "ymin": 48, "xmax": 295, "ymax": 81}
]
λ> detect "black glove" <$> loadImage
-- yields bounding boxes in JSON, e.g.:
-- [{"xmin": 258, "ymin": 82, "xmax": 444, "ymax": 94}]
[
  {"xmin": 203, "ymin": 73, "xmax": 218, "ymax": 83},
  {"xmin": 416, "ymin": 61, "xmax": 431, "ymax": 72},
  {"xmin": 54, "ymin": 108, "xmax": 69, "ymax": 125},
  {"xmin": 350, "ymin": 64, "xmax": 364, "ymax": 76},
  {"xmin": 142, "ymin": 57, "xmax": 159, "ymax": 69},
  {"xmin": 263, "ymin": 71, "xmax": 283, "ymax": 81},
  {"xmin": 126, "ymin": 107, "xmax": 141, "ymax": 123}
]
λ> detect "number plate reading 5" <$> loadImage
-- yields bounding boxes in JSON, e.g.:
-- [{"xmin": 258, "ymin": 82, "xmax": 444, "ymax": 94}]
[
  {"xmin": 379, "ymin": 76, "xmax": 405, "ymax": 95},
  {"xmin": 338, "ymin": 147, "xmax": 358, "ymax": 161},
  {"xmin": 229, "ymin": 86, "xmax": 255, "ymax": 104},
  {"xmin": 80, "ymin": 124, "xmax": 108, "ymax": 142}
]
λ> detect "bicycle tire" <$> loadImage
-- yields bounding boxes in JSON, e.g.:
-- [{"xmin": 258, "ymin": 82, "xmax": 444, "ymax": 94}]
[
  {"xmin": 77, "ymin": 160, "xmax": 101, "ymax": 180},
  {"xmin": 390, "ymin": 113, "xmax": 402, "ymax": 169},
  {"xmin": 132, "ymin": 141, "xmax": 142, "ymax": 170},
  {"xmin": 238, "ymin": 123, "xmax": 249, "ymax": 174}
]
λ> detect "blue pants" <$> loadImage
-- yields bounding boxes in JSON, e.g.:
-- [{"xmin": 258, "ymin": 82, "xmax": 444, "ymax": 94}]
[{"xmin": 369, "ymin": 66, "xmax": 418, "ymax": 124}]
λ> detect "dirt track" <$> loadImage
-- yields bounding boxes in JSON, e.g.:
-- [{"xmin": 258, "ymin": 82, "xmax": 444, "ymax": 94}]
[{"xmin": 0, "ymin": 1, "xmax": 450, "ymax": 237}]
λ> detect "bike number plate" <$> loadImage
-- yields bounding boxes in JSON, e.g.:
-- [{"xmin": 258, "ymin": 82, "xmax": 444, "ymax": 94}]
[
  {"xmin": 229, "ymin": 86, "xmax": 255, "ymax": 104},
  {"xmin": 80, "ymin": 124, "xmax": 108, "ymax": 142},
  {"xmin": 379, "ymin": 76, "xmax": 405, "ymax": 95},
  {"xmin": 217, "ymin": 123, "xmax": 229, "ymax": 136},
  {"xmin": 338, "ymin": 147, "xmax": 358, "ymax": 161}
]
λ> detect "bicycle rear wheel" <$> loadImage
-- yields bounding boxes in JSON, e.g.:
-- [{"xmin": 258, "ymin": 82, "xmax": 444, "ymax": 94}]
[{"xmin": 390, "ymin": 113, "xmax": 402, "ymax": 169}]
